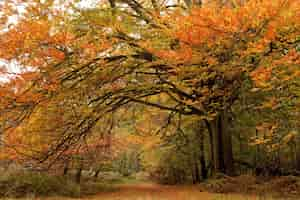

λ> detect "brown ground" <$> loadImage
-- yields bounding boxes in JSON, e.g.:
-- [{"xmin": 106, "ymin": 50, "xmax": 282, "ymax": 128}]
[{"xmin": 45, "ymin": 183, "xmax": 282, "ymax": 200}]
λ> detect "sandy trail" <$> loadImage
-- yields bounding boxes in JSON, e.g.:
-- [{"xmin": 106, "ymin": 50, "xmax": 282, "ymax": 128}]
[{"xmin": 46, "ymin": 183, "xmax": 272, "ymax": 200}]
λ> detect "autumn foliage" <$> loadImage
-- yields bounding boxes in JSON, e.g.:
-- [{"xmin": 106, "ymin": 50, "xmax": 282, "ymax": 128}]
[{"xmin": 0, "ymin": 0, "xmax": 299, "ymax": 186}]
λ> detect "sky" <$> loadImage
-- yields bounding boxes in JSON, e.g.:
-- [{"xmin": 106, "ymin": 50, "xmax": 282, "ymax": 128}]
[{"xmin": 0, "ymin": 1, "xmax": 23, "ymax": 83}]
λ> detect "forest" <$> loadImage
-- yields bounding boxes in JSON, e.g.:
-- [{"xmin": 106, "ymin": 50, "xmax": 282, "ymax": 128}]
[{"xmin": 0, "ymin": 0, "xmax": 300, "ymax": 199}]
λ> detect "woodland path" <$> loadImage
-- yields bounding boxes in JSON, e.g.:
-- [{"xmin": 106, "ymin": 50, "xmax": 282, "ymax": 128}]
[{"xmin": 47, "ymin": 183, "xmax": 272, "ymax": 200}]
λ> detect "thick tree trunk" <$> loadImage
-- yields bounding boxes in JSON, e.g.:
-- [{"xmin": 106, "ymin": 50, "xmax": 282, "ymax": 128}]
[
  {"xmin": 191, "ymin": 167, "xmax": 196, "ymax": 184},
  {"xmin": 199, "ymin": 131, "xmax": 208, "ymax": 179},
  {"xmin": 213, "ymin": 115, "xmax": 224, "ymax": 173},
  {"xmin": 194, "ymin": 162, "xmax": 201, "ymax": 183},
  {"xmin": 190, "ymin": 156, "xmax": 196, "ymax": 184},
  {"xmin": 205, "ymin": 120, "xmax": 215, "ymax": 175},
  {"xmin": 296, "ymin": 136, "xmax": 300, "ymax": 171},
  {"xmin": 196, "ymin": 122, "xmax": 208, "ymax": 180},
  {"xmin": 200, "ymin": 157, "xmax": 208, "ymax": 179},
  {"xmin": 205, "ymin": 111, "xmax": 234, "ymax": 176},
  {"xmin": 220, "ymin": 111, "xmax": 234, "ymax": 175},
  {"xmin": 238, "ymin": 130, "xmax": 242, "ymax": 174}
]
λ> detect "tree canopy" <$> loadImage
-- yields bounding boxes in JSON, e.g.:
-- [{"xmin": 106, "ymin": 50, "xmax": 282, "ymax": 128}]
[{"xmin": 0, "ymin": 0, "xmax": 300, "ymax": 178}]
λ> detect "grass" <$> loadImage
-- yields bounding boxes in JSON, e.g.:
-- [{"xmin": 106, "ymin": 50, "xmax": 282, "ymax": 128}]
[
  {"xmin": 0, "ymin": 170, "xmax": 115, "ymax": 198},
  {"xmin": 104, "ymin": 175, "xmax": 152, "ymax": 185}
]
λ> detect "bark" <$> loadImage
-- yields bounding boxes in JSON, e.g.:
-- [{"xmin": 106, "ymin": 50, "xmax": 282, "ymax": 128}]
[
  {"xmin": 191, "ymin": 167, "xmax": 196, "ymax": 184},
  {"xmin": 205, "ymin": 111, "xmax": 234, "ymax": 176},
  {"xmin": 220, "ymin": 111, "xmax": 234, "ymax": 175},
  {"xmin": 194, "ymin": 162, "xmax": 201, "ymax": 183},
  {"xmin": 210, "ymin": 117, "xmax": 222, "ymax": 174},
  {"xmin": 254, "ymin": 128, "xmax": 259, "ymax": 170},
  {"xmin": 63, "ymin": 163, "xmax": 69, "ymax": 176},
  {"xmin": 94, "ymin": 169, "xmax": 101, "ymax": 179},
  {"xmin": 215, "ymin": 115, "xmax": 225, "ymax": 172},
  {"xmin": 200, "ymin": 157, "xmax": 208, "ymax": 179},
  {"xmin": 204, "ymin": 119, "xmax": 215, "ymax": 175},
  {"xmin": 197, "ymin": 121, "xmax": 208, "ymax": 180},
  {"xmin": 199, "ymin": 131, "xmax": 208, "ymax": 179},
  {"xmin": 296, "ymin": 136, "xmax": 300, "ymax": 171},
  {"xmin": 75, "ymin": 165, "xmax": 83, "ymax": 183},
  {"xmin": 238, "ymin": 130, "xmax": 242, "ymax": 174}
]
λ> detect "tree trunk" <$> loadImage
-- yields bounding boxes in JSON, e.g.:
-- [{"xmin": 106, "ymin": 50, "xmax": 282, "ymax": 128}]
[
  {"xmin": 296, "ymin": 135, "xmax": 300, "ymax": 171},
  {"xmin": 75, "ymin": 165, "xmax": 83, "ymax": 184},
  {"xmin": 94, "ymin": 169, "xmax": 101, "ymax": 179},
  {"xmin": 205, "ymin": 111, "xmax": 234, "ymax": 176},
  {"xmin": 63, "ymin": 163, "xmax": 69, "ymax": 176},
  {"xmin": 220, "ymin": 111, "xmax": 234, "ymax": 175},
  {"xmin": 191, "ymin": 167, "xmax": 196, "ymax": 184},
  {"xmin": 194, "ymin": 161, "xmax": 201, "ymax": 183},
  {"xmin": 297, "ymin": 152, "xmax": 300, "ymax": 171},
  {"xmin": 199, "ymin": 132, "xmax": 208, "ymax": 179},
  {"xmin": 197, "ymin": 121, "xmax": 208, "ymax": 180},
  {"xmin": 238, "ymin": 130, "xmax": 242, "ymax": 174},
  {"xmin": 204, "ymin": 119, "xmax": 215, "ymax": 175}
]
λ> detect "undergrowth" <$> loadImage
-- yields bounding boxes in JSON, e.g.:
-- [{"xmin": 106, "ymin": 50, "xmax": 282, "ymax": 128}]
[
  {"xmin": 199, "ymin": 174, "xmax": 300, "ymax": 199},
  {"xmin": 0, "ymin": 170, "xmax": 115, "ymax": 198}
]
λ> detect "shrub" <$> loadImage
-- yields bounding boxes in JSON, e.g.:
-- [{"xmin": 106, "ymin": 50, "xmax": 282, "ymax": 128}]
[
  {"xmin": 199, "ymin": 175, "xmax": 300, "ymax": 198},
  {"xmin": 0, "ymin": 171, "xmax": 114, "ymax": 198}
]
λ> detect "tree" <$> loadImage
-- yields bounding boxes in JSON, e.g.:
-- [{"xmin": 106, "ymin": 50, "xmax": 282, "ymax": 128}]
[{"xmin": 0, "ymin": 0, "xmax": 299, "ymax": 177}]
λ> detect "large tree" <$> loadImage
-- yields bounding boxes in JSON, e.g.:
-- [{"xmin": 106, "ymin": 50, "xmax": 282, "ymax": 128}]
[{"xmin": 0, "ymin": 0, "xmax": 299, "ymax": 176}]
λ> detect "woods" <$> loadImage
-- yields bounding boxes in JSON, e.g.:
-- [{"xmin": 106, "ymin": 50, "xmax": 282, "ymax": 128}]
[{"xmin": 0, "ymin": 0, "xmax": 300, "ymax": 198}]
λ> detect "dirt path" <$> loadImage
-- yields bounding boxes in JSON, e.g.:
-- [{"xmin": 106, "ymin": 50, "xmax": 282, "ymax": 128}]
[{"xmin": 47, "ymin": 183, "xmax": 271, "ymax": 200}]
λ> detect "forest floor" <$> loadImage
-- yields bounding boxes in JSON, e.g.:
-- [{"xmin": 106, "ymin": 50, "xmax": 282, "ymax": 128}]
[
  {"xmin": 42, "ymin": 183, "xmax": 288, "ymax": 200},
  {"xmin": 1, "ymin": 174, "xmax": 299, "ymax": 200}
]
